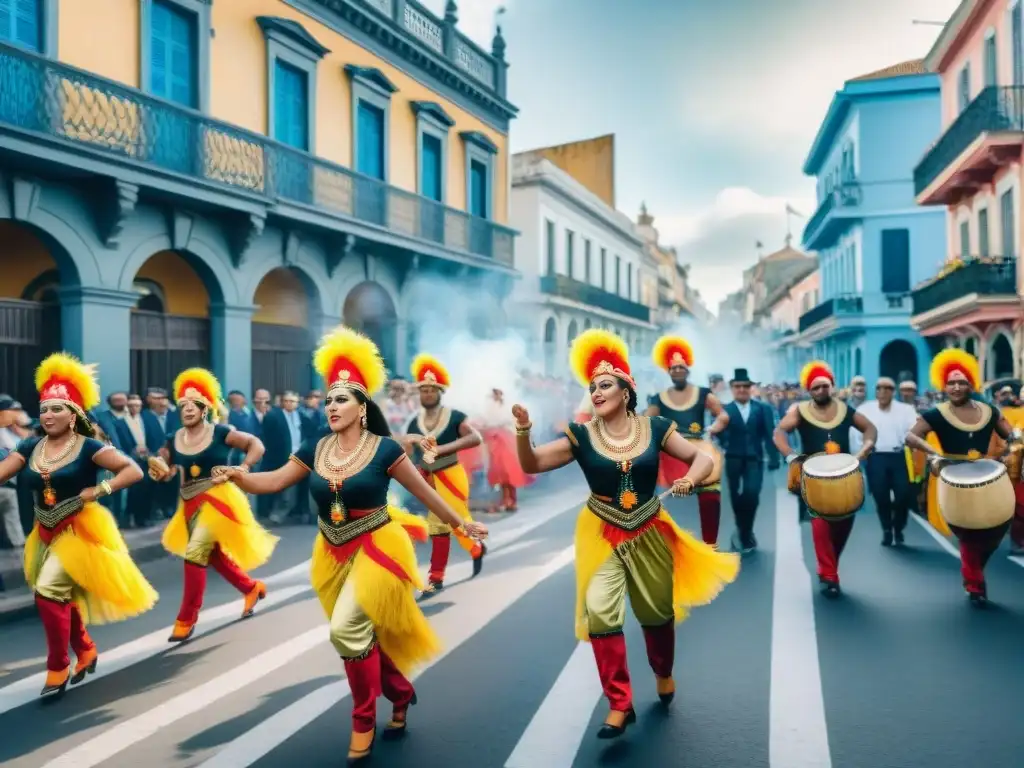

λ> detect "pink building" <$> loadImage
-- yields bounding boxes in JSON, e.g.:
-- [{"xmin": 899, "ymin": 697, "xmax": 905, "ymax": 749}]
[
  {"xmin": 767, "ymin": 265, "xmax": 820, "ymax": 381},
  {"xmin": 912, "ymin": 0, "xmax": 1024, "ymax": 384}
]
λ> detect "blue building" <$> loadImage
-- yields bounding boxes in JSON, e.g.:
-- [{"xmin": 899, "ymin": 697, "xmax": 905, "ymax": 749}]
[{"xmin": 792, "ymin": 59, "xmax": 946, "ymax": 387}]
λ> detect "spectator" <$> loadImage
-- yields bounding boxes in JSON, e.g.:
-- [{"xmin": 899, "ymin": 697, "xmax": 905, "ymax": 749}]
[{"xmin": 0, "ymin": 396, "xmax": 26, "ymax": 549}]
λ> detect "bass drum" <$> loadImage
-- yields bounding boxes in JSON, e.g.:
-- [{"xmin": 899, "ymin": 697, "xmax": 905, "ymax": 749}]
[{"xmin": 938, "ymin": 459, "xmax": 1015, "ymax": 530}]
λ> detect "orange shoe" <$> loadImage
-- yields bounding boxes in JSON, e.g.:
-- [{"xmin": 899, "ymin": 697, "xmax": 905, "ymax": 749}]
[
  {"xmin": 347, "ymin": 728, "xmax": 375, "ymax": 763},
  {"xmin": 242, "ymin": 581, "xmax": 266, "ymax": 619},
  {"xmin": 168, "ymin": 621, "xmax": 195, "ymax": 643},
  {"xmin": 71, "ymin": 647, "xmax": 98, "ymax": 685},
  {"xmin": 40, "ymin": 667, "xmax": 69, "ymax": 696},
  {"xmin": 656, "ymin": 675, "xmax": 675, "ymax": 705}
]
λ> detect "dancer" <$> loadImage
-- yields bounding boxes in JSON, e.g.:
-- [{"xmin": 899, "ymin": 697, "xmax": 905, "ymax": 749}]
[
  {"xmin": 514, "ymin": 329, "xmax": 739, "ymax": 739},
  {"xmin": 219, "ymin": 327, "xmax": 487, "ymax": 763},
  {"xmin": 152, "ymin": 368, "xmax": 278, "ymax": 642},
  {"xmin": 773, "ymin": 361, "xmax": 877, "ymax": 597},
  {"xmin": 479, "ymin": 388, "xmax": 531, "ymax": 511},
  {"xmin": 905, "ymin": 349, "xmax": 1019, "ymax": 604},
  {"xmin": 0, "ymin": 353, "xmax": 156, "ymax": 696},
  {"xmin": 645, "ymin": 335, "xmax": 729, "ymax": 545},
  {"xmin": 402, "ymin": 353, "xmax": 486, "ymax": 595}
]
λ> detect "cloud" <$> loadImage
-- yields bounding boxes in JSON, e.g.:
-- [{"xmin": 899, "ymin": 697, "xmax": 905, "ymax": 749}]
[{"xmin": 417, "ymin": 0, "xmax": 508, "ymax": 48}]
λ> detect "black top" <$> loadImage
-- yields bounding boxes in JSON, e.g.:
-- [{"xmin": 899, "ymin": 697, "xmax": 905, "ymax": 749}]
[
  {"xmin": 292, "ymin": 434, "xmax": 406, "ymax": 520},
  {"xmin": 405, "ymin": 407, "xmax": 466, "ymax": 468},
  {"xmin": 922, "ymin": 402, "xmax": 999, "ymax": 456},
  {"xmin": 649, "ymin": 386, "xmax": 710, "ymax": 438},
  {"xmin": 795, "ymin": 400, "xmax": 857, "ymax": 454},
  {"xmin": 566, "ymin": 415, "xmax": 675, "ymax": 507},
  {"xmin": 16, "ymin": 436, "xmax": 106, "ymax": 506},
  {"xmin": 168, "ymin": 424, "xmax": 233, "ymax": 480}
]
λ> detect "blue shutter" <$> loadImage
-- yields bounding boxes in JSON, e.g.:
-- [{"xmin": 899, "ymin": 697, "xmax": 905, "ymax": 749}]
[
  {"xmin": 274, "ymin": 61, "xmax": 308, "ymax": 150},
  {"xmin": 151, "ymin": 2, "xmax": 195, "ymax": 108},
  {"xmin": 469, "ymin": 159, "xmax": 487, "ymax": 218},
  {"xmin": 150, "ymin": 3, "xmax": 169, "ymax": 98},
  {"xmin": 421, "ymin": 133, "xmax": 442, "ymax": 201},
  {"xmin": 880, "ymin": 229, "xmax": 910, "ymax": 294},
  {"xmin": 357, "ymin": 102, "xmax": 385, "ymax": 180},
  {"xmin": 13, "ymin": 0, "xmax": 39, "ymax": 51}
]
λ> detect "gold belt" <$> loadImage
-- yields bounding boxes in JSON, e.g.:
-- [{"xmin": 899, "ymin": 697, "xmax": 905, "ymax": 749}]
[
  {"xmin": 180, "ymin": 478, "xmax": 215, "ymax": 500},
  {"xmin": 420, "ymin": 453, "xmax": 458, "ymax": 472},
  {"xmin": 34, "ymin": 495, "xmax": 84, "ymax": 529},
  {"xmin": 586, "ymin": 494, "xmax": 661, "ymax": 532},
  {"xmin": 318, "ymin": 505, "xmax": 390, "ymax": 547}
]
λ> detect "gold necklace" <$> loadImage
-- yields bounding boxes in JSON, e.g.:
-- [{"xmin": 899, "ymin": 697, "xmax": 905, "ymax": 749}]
[
  {"xmin": 33, "ymin": 433, "xmax": 78, "ymax": 507},
  {"xmin": 182, "ymin": 423, "xmax": 211, "ymax": 447},
  {"xmin": 595, "ymin": 414, "xmax": 642, "ymax": 455},
  {"xmin": 322, "ymin": 431, "xmax": 372, "ymax": 525},
  {"xmin": 323, "ymin": 431, "xmax": 369, "ymax": 474}
]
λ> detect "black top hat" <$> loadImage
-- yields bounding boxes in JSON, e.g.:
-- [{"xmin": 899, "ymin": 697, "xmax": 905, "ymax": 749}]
[{"xmin": 730, "ymin": 368, "xmax": 753, "ymax": 385}]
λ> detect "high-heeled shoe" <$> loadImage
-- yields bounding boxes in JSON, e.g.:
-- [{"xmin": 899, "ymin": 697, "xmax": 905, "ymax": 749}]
[
  {"xmin": 597, "ymin": 708, "xmax": 636, "ymax": 739},
  {"xmin": 40, "ymin": 667, "xmax": 69, "ymax": 697},
  {"xmin": 347, "ymin": 728, "xmax": 375, "ymax": 763},
  {"xmin": 383, "ymin": 692, "xmax": 417, "ymax": 740},
  {"xmin": 656, "ymin": 676, "xmax": 675, "ymax": 705},
  {"xmin": 70, "ymin": 648, "xmax": 98, "ymax": 685}
]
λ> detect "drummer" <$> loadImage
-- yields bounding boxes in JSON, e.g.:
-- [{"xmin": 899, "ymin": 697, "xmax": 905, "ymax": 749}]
[
  {"xmin": 906, "ymin": 349, "xmax": 1021, "ymax": 604},
  {"xmin": 773, "ymin": 360, "xmax": 877, "ymax": 597}
]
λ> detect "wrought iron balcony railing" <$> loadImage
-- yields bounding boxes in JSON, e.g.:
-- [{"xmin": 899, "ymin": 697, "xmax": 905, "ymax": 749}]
[
  {"xmin": 802, "ymin": 182, "xmax": 862, "ymax": 248},
  {"xmin": 0, "ymin": 42, "xmax": 514, "ymax": 266},
  {"xmin": 914, "ymin": 86, "xmax": 1024, "ymax": 195},
  {"xmin": 540, "ymin": 274, "xmax": 651, "ymax": 323},
  {"xmin": 798, "ymin": 295, "xmax": 863, "ymax": 333},
  {"xmin": 911, "ymin": 256, "xmax": 1018, "ymax": 316}
]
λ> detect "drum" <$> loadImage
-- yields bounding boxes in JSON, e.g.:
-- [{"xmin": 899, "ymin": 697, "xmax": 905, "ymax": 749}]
[
  {"xmin": 800, "ymin": 453, "xmax": 864, "ymax": 519},
  {"xmin": 691, "ymin": 439, "xmax": 722, "ymax": 486},
  {"xmin": 786, "ymin": 458, "xmax": 802, "ymax": 494},
  {"xmin": 937, "ymin": 459, "xmax": 1015, "ymax": 530},
  {"xmin": 1003, "ymin": 444, "xmax": 1023, "ymax": 485}
]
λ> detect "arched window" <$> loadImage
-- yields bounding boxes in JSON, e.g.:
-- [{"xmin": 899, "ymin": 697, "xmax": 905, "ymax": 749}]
[{"xmin": 133, "ymin": 279, "xmax": 167, "ymax": 313}]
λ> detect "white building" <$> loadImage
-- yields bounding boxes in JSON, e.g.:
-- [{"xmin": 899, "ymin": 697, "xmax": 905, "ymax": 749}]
[{"xmin": 509, "ymin": 153, "xmax": 657, "ymax": 377}]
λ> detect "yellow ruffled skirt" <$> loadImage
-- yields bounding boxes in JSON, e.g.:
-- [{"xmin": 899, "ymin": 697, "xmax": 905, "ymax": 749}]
[
  {"xmin": 23, "ymin": 501, "xmax": 159, "ymax": 625},
  {"xmin": 573, "ymin": 505, "xmax": 740, "ymax": 641},
  {"xmin": 161, "ymin": 481, "xmax": 278, "ymax": 571},
  {"xmin": 310, "ymin": 506, "xmax": 440, "ymax": 676}
]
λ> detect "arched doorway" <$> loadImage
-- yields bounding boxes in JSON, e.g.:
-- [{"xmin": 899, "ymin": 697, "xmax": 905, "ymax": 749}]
[
  {"xmin": 988, "ymin": 332, "xmax": 1014, "ymax": 381},
  {"xmin": 879, "ymin": 339, "xmax": 918, "ymax": 384},
  {"xmin": 129, "ymin": 250, "xmax": 217, "ymax": 394},
  {"xmin": 343, "ymin": 282, "xmax": 398, "ymax": 374},
  {"xmin": 251, "ymin": 268, "xmax": 318, "ymax": 397},
  {"xmin": 583, "ymin": 318, "xmax": 592, "ymax": 331},
  {"xmin": 567, "ymin": 319, "xmax": 579, "ymax": 346},
  {"xmin": 543, "ymin": 317, "xmax": 556, "ymax": 376},
  {"xmin": 0, "ymin": 222, "xmax": 67, "ymax": 411}
]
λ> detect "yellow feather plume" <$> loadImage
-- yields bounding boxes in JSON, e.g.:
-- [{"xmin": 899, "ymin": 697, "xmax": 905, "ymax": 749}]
[
  {"xmin": 930, "ymin": 348, "xmax": 981, "ymax": 392},
  {"xmin": 410, "ymin": 353, "xmax": 451, "ymax": 388},
  {"xmin": 799, "ymin": 360, "xmax": 834, "ymax": 392},
  {"xmin": 651, "ymin": 335, "xmax": 693, "ymax": 370},
  {"xmin": 35, "ymin": 352, "xmax": 100, "ymax": 411},
  {"xmin": 569, "ymin": 328, "xmax": 630, "ymax": 387},
  {"xmin": 173, "ymin": 368, "xmax": 224, "ymax": 419},
  {"xmin": 313, "ymin": 326, "xmax": 387, "ymax": 397}
]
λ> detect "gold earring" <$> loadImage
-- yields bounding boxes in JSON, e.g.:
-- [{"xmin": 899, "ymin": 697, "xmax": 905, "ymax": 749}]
[{"xmin": 360, "ymin": 409, "xmax": 367, "ymax": 429}]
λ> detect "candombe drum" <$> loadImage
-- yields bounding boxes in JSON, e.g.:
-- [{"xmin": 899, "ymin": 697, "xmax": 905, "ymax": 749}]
[
  {"xmin": 787, "ymin": 458, "xmax": 803, "ymax": 494},
  {"xmin": 937, "ymin": 459, "xmax": 1015, "ymax": 530},
  {"xmin": 800, "ymin": 453, "xmax": 865, "ymax": 519},
  {"xmin": 1002, "ymin": 443, "xmax": 1023, "ymax": 485},
  {"xmin": 691, "ymin": 439, "xmax": 722, "ymax": 487}
]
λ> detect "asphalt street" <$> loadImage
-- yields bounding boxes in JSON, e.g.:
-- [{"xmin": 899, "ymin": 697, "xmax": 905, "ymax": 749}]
[{"xmin": 0, "ymin": 470, "xmax": 1022, "ymax": 768}]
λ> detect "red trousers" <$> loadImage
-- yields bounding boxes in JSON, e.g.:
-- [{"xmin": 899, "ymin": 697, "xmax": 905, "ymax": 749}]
[
  {"xmin": 590, "ymin": 622, "xmax": 674, "ymax": 712},
  {"xmin": 36, "ymin": 596, "xmax": 95, "ymax": 672},
  {"xmin": 949, "ymin": 522, "xmax": 1010, "ymax": 594},
  {"xmin": 344, "ymin": 644, "xmax": 416, "ymax": 732},
  {"xmin": 811, "ymin": 516, "xmax": 855, "ymax": 584},
  {"xmin": 176, "ymin": 547, "xmax": 256, "ymax": 624},
  {"xmin": 1011, "ymin": 483, "xmax": 1024, "ymax": 548}
]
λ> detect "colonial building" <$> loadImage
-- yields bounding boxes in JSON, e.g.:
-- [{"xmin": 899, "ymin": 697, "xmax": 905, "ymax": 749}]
[
  {"xmin": 0, "ymin": 0, "xmax": 517, "ymax": 407},
  {"xmin": 636, "ymin": 203, "xmax": 692, "ymax": 327},
  {"xmin": 912, "ymin": 0, "xmax": 1024, "ymax": 383},
  {"xmin": 765, "ymin": 263, "xmax": 820, "ymax": 381},
  {"xmin": 739, "ymin": 240, "xmax": 816, "ymax": 331},
  {"xmin": 796, "ymin": 60, "xmax": 945, "ymax": 386},
  {"xmin": 509, "ymin": 137, "xmax": 656, "ymax": 377}
]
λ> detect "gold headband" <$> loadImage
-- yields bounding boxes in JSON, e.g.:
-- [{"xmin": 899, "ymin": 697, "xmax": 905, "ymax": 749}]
[
  {"xmin": 668, "ymin": 352, "xmax": 689, "ymax": 368},
  {"xmin": 177, "ymin": 387, "xmax": 213, "ymax": 408},
  {"xmin": 328, "ymin": 372, "xmax": 368, "ymax": 396}
]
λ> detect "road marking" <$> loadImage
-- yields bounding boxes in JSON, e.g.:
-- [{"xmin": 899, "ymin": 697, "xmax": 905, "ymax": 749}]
[
  {"xmin": 196, "ymin": 544, "xmax": 578, "ymax": 768},
  {"xmin": 40, "ymin": 628, "xmax": 326, "ymax": 768},
  {"xmin": 504, "ymin": 642, "xmax": 602, "ymax": 768},
  {"xmin": 907, "ymin": 513, "xmax": 960, "ymax": 558},
  {"xmin": 769, "ymin": 488, "xmax": 832, "ymax": 768}
]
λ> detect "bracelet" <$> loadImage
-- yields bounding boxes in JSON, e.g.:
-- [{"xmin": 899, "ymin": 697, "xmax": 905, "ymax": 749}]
[
  {"xmin": 96, "ymin": 480, "xmax": 112, "ymax": 498},
  {"xmin": 238, "ymin": 464, "xmax": 251, "ymax": 473},
  {"xmin": 515, "ymin": 422, "xmax": 532, "ymax": 435}
]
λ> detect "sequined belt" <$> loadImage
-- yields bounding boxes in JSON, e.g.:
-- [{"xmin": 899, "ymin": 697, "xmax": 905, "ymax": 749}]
[
  {"xmin": 586, "ymin": 494, "xmax": 661, "ymax": 532},
  {"xmin": 34, "ymin": 496, "xmax": 84, "ymax": 529},
  {"xmin": 420, "ymin": 453, "xmax": 458, "ymax": 472},
  {"xmin": 318, "ymin": 505, "xmax": 390, "ymax": 547},
  {"xmin": 180, "ymin": 477, "xmax": 215, "ymax": 500}
]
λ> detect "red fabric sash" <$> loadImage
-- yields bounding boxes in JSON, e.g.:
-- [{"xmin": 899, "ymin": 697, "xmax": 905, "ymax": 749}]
[
  {"xmin": 321, "ymin": 507, "xmax": 411, "ymax": 582},
  {"xmin": 184, "ymin": 492, "xmax": 239, "ymax": 523},
  {"xmin": 434, "ymin": 468, "xmax": 467, "ymax": 502},
  {"xmin": 37, "ymin": 517, "xmax": 75, "ymax": 546}
]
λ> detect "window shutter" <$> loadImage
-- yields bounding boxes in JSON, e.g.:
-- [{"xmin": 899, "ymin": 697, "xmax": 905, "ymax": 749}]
[
  {"xmin": 880, "ymin": 229, "xmax": 910, "ymax": 294},
  {"xmin": 13, "ymin": 0, "xmax": 39, "ymax": 50},
  {"xmin": 150, "ymin": 3, "xmax": 170, "ymax": 98},
  {"xmin": 167, "ymin": 9, "xmax": 195, "ymax": 107},
  {"xmin": 421, "ymin": 133, "xmax": 442, "ymax": 201},
  {"xmin": 469, "ymin": 160, "xmax": 487, "ymax": 218},
  {"xmin": 274, "ymin": 61, "xmax": 308, "ymax": 150},
  {"xmin": 357, "ymin": 102, "xmax": 385, "ymax": 180}
]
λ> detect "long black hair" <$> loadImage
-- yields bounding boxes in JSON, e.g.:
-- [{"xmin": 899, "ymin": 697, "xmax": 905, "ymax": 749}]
[{"xmin": 351, "ymin": 390, "xmax": 392, "ymax": 437}]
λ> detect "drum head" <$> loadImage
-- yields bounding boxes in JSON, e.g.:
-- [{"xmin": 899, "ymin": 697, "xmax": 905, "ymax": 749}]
[
  {"xmin": 939, "ymin": 458, "xmax": 1006, "ymax": 485},
  {"xmin": 803, "ymin": 452, "xmax": 858, "ymax": 478}
]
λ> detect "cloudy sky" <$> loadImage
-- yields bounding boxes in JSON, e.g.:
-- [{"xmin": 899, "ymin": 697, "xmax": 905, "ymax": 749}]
[{"xmin": 422, "ymin": 0, "xmax": 963, "ymax": 312}]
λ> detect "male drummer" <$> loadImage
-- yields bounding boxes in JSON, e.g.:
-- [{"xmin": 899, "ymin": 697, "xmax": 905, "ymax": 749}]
[
  {"xmin": 646, "ymin": 336, "xmax": 729, "ymax": 545},
  {"xmin": 773, "ymin": 360, "xmax": 877, "ymax": 597},
  {"xmin": 905, "ymin": 349, "xmax": 1021, "ymax": 605}
]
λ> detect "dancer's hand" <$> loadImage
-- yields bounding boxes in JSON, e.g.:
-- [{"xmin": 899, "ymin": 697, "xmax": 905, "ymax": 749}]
[
  {"xmin": 79, "ymin": 486, "xmax": 98, "ymax": 502},
  {"xmin": 670, "ymin": 477, "xmax": 695, "ymax": 497},
  {"xmin": 211, "ymin": 467, "xmax": 238, "ymax": 485},
  {"xmin": 928, "ymin": 455, "xmax": 948, "ymax": 476},
  {"xmin": 420, "ymin": 435, "xmax": 439, "ymax": 464},
  {"xmin": 511, "ymin": 404, "xmax": 530, "ymax": 428},
  {"xmin": 464, "ymin": 521, "xmax": 489, "ymax": 540}
]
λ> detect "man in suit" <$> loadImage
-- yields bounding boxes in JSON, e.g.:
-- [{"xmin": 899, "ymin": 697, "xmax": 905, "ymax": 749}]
[
  {"xmin": 89, "ymin": 393, "xmax": 130, "ymax": 527},
  {"xmin": 261, "ymin": 391, "xmax": 314, "ymax": 524},
  {"xmin": 719, "ymin": 368, "xmax": 776, "ymax": 555}
]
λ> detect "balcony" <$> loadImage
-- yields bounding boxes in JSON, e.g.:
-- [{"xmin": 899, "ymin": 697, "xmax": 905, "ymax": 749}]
[
  {"xmin": 0, "ymin": 42, "xmax": 515, "ymax": 268},
  {"xmin": 801, "ymin": 183, "xmax": 863, "ymax": 251},
  {"xmin": 798, "ymin": 295, "xmax": 863, "ymax": 333},
  {"xmin": 540, "ymin": 275, "xmax": 651, "ymax": 323},
  {"xmin": 914, "ymin": 86, "xmax": 1024, "ymax": 205},
  {"xmin": 911, "ymin": 256, "xmax": 1020, "ymax": 331}
]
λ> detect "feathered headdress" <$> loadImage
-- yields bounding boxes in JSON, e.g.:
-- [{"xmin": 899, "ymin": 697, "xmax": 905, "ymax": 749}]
[
  {"xmin": 313, "ymin": 326, "xmax": 387, "ymax": 397},
  {"xmin": 174, "ymin": 368, "xmax": 224, "ymax": 420},
  {"xmin": 799, "ymin": 360, "xmax": 835, "ymax": 391},
  {"xmin": 930, "ymin": 348, "xmax": 980, "ymax": 391},
  {"xmin": 569, "ymin": 328, "xmax": 635, "ymax": 388},
  {"xmin": 652, "ymin": 335, "xmax": 694, "ymax": 372},
  {"xmin": 35, "ymin": 352, "xmax": 100, "ymax": 415},
  {"xmin": 410, "ymin": 353, "xmax": 451, "ymax": 390}
]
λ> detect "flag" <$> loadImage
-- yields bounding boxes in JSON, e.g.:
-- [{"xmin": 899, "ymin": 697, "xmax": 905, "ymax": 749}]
[
  {"xmin": 755, "ymin": 240, "xmax": 764, "ymax": 249},
  {"xmin": 785, "ymin": 203, "xmax": 804, "ymax": 217}
]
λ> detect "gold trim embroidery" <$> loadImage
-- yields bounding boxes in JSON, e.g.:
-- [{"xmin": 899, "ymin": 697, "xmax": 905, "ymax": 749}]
[
  {"xmin": 564, "ymin": 426, "xmax": 579, "ymax": 447},
  {"xmin": 936, "ymin": 401, "xmax": 991, "ymax": 433},
  {"xmin": 661, "ymin": 420, "xmax": 677, "ymax": 447},
  {"xmin": 387, "ymin": 452, "xmax": 408, "ymax": 475},
  {"xmin": 583, "ymin": 415, "xmax": 652, "ymax": 462},
  {"xmin": 797, "ymin": 400, "xmax": 848, "ymax": 430},
  {"xmin": 415, "ymin": 407, "xmax": 452, "ymax": 439},
  {"xmin": 658, "ymin": 386, "xmax": 699, "ymax": 413},
  {"xmin": 288, "ymin": 454, "xmax": 311, "ymax": 472},
  {"xmin": 314, "ymin": 433, "xmax": 381, "ymax": 481},
  {"xmin": 174, "ymin": 424, "xmax": 215, "ymax": 456}
]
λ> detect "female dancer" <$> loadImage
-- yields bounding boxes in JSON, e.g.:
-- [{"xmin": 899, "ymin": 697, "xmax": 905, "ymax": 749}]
[
  {"xmin": 479, "ymin": 388, "xmax": 531, "ymax": 512},
  {"xmin": 0, "ymin": 353, "xmax": 156, "ymax": 696},
  {"xmin": 906, "ymin": 349, "xmax": 1018, "ymax": 605},
  {"xmin": 217, "ymin": 327, "xmax": 488, "ymax": 763},
  {"xmin": 151, "ymin": 368, "xmax": 277, "ymax": 642},
  {"xmin": 513, "ymin": 329, "xmax": 740, "ymax": 739}
]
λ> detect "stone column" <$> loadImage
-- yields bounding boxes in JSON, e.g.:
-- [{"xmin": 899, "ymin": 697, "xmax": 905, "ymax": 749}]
[
  {"xmin": 209, "ymin": 303, "xmax": 256, "ymax": 396},
  {"xmin": 59, "ymin": 286, "xmax": 138, "ymax": 396}
]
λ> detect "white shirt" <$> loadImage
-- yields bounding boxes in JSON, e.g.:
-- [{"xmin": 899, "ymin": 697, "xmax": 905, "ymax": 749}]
[
  {"xmin": 856, "ymin": 400, "xmax": 918, "ymax": 453},
  {"xmin": 735, "ymin": 401, "xmax": 751, "ymax": 423}
]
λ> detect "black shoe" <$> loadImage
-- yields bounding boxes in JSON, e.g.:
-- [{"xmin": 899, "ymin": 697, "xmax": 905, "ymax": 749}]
[
  {"xmin": 894, "ymin": 530, "xmax": 905, "ymax": 546},
  {"xmin": 819, "ymin": 580, "xmax": 841, "ymax": 599},
  {"xmin": 472, "ymin": 543, "xmax": 486, "ymax": 577},
  {"xmin": 597, "ymin": 708, "xmax": 636, "ymax": 739},
  {"xmin": 881, "ymin": 530, "xmax": 893, "ymax": 547},
  {"xmin": 969, "ymin": 591, "xmax": 988, "ymax": 607}
]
